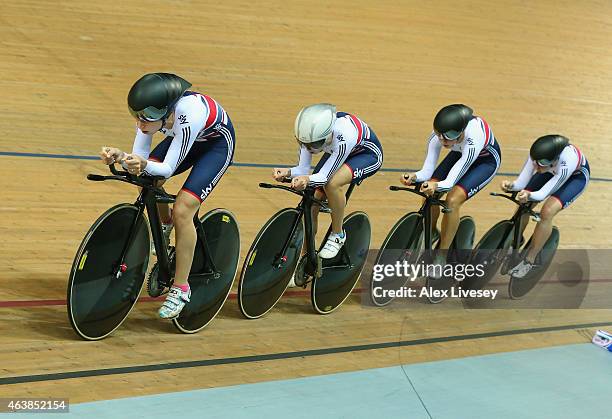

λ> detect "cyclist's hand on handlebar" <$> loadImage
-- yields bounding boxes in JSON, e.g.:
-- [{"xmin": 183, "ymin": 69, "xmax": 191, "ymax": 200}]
[
  {"xmin": 501, "ymin": 180, "xmax": 514, "ymax": 192},
  {"xmin": 517, "ymin": 190, "xmax": 530, "ymax": 204},
  {"xmin": 123, "ymin": 153, "xmax": 147, "ymax": 176},
  {"xmin": 291, "ymin": 175, "xmax": 309, "ymax": 191},
  {"xmin": 273, "ymin": 168, "xmax": 290, "ymax": 181},
  {"xmin": 421, "ymin": 181, "xmax": 437, "ymax": 196},
  {"xmin": 400, "ymin": 173, "xmax": 416, "ymax": 186},
  {"xmin": 100, "ymin": 146, "xmax": 125, "ymax": 165}
]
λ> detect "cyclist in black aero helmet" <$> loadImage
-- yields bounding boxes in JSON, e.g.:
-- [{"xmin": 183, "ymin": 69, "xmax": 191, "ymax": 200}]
[
  {"xmin": 401, "ymin": 104, "xmax": 502, "ymax": 272},
  {"xmin": 100, "ymin": 73, "xmax": 236, "ymax": 319},
  {"xmin": 127, "ymin": 73, "xmax": 192, "ymax": 123},
  {"xmin": 501, "ymin": 134, "xmax": 590, "ymax": 278},
  {"xmin": 433, "ymin": 104, "xmax": 474, "ymax": 141}
]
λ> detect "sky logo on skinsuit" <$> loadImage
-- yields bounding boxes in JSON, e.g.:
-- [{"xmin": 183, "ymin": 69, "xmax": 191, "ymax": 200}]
[
  {"xmin": 200, "ymin": 183, "xmax": 214, "ymax": 200},
  {"xmin": 353, "ymin": 168, "xmax": 364, "ymax": 179}
]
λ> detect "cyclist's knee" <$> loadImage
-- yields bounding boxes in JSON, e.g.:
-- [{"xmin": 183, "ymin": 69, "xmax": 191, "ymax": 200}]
[
  {"xmin": 172, "ymin": 195, "xmax": 200, "ymax": 226},
  {"xmin": 323, "ymin": 181, "xmax": 341, "ymax": 194},
  {"xmin": 540, "ymin": 205, "xmax": 559, "ymax": 221},
  {"xmin": 446, "ymin": 192, "xmax": 465, "ymax": 210},
  {"xmin": 325, "ymin": 167, "xmax": 352, "ymax": 191}
]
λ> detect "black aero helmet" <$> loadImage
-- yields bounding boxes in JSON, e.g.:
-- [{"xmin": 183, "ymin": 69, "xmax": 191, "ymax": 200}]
[
  {"xmin": 127, "ymin": 73, "xmax": 192, "ymax": 122},
  {"xmin": 433, "ymin": 104, "xmax": 474, "ymax": 140},
  {"xmin": 530, "ymin": 135, "xmax": 570, "ymax": 166}
]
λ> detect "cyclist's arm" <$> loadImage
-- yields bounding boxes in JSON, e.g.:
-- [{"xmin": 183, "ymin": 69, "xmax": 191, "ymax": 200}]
[
  {"xmin": 414, "ymin": 133, "xmax": 441, "ymax": 182},
  {"xmin": 119, "ymin": 128, "xmax": 151, "ymax": 170},
  {"xmin": 289, "ymin": 146, "xmax": 312, "ymax": 177},
  {"xmin": 510, "ymin": 157, "xmax": 534, "ymax": 191},
  {"xmin": 529, "ymin": 148, "xmax": 577, "ymax": 201},
  {"xmin": 142, "ymin": 101, "xmax": 205, "ymax": 178},
  {"xmin": 437, "ymin": 133, "xmax": 484, "ymax": 192},
  {"xmin": 132, "ymin": 129, "xmax": 153, "ymax": 159},
  {"xmin": 308, "ymin": 123, "xmax": 357, "ymax": 186}
]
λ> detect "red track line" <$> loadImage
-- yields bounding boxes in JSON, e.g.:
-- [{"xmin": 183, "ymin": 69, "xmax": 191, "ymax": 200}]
[
  {"xmin": 0, "ymin": 288, "xmax": 367, "ymax": 308},
  {"xmin": 3, "ymin": 277, "xmax": 610, "ymax": 309}
]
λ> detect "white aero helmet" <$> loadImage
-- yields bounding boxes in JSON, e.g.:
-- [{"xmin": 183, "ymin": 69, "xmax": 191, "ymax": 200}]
[{"xmin": 294, "ymin": 103, "xmax": 337, "ymax": 148}]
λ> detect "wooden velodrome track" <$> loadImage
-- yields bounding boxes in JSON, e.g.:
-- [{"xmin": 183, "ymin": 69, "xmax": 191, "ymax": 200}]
[{"xmin": 1, "ymin": 0, "xmax": 611, "ymax": 404}]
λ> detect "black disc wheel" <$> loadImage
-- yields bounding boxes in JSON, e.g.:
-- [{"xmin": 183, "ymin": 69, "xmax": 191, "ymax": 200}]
[
  {"xmin": 370, "ymin": 212, "xmax": 423, "ymax": 307},
  {"xmin": 238, "ymin": 208, "xmax": 305, "ymax": 319},
  {"xmin": 508, "ymin": 227, "xmax": 560, "ymax": 299},
  {"xmin": 425, "ymin": 216, "xmax": 475, "ymax": 304},
  {"xmin": 463, "ymin": 220, "xmax": 513, "ymax": 291},
  {"xmin": 312, "ymin": 211, "xmax": 371, "ymax": 314},
  {"xmin": 67, "ymin": 204, "xmax": 150, "ymax": 340}
]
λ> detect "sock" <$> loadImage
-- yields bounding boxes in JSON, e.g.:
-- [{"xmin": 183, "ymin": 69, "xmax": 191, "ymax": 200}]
[
  {"xmin": 173, "ymin": 283, "xmax": 190, "ymax": 292},
  {"xmin": 332, "ymin": 231, "xmax": 345, "ymax": 239}
]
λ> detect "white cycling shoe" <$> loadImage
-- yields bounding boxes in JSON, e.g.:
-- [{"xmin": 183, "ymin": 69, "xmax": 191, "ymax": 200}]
[
  {"xmin": 158, "ymin": 286, "xmax": 191, "ymax": 319},
  {"xmin": 319, "ymin": 231, "xmax": 346, "ymax": 259},
  {"xmin": 509, "ymin": 259, "xmax": 536, "ymax": 279}
]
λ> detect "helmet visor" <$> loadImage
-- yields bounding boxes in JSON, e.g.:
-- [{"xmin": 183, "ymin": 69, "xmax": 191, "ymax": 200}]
[
  {"xmin": 535, "ymin": 158, "xmax": 555, "ymax": 167},
  {"xmin": 129, "ymin": 105, "xmax": 168, "ymax": 122},
  {"xmin": 436, "ymin": 129, "xmax": 463, "ymax": 141},
  {"xmin": 296, "ymin": 137, "xmax": 327, "ymax": 152}
]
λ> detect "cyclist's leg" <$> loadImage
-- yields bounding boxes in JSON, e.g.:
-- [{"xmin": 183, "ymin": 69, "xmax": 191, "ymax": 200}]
[
  {"xmin": 173, "ymin": 133, "xmax": 234, "ymax": 285},
  {"xmin": 439, "ymin": 186, "xmax": 467, "ymax": 249},
  {"xmin": 525, "ymin": 197, "xmax": 560, "ymax": 262},
  {"xmin": 306, "ymin": 153, "xmax": 333, "ymax": 253},
  {"xmin": 324, "ymin": 165, "xmax": 353, "ymax": 234},
  {"xmin": 325, "ymin": 140, "xmax": 383, "ymax": 233},
  {"xmin": 147, "ymin": 138, "xmax": 201, "ymax": 255},
  {"xmin": 440, "ymin": 153, "xmax": 499, "ymax": 248},
  {"xmin": 149, "ymin": 137, "xmax": 179, "ymax": 224},
  {"xmin": 160, "ymin": 126, "xmax": 234, "ymax": 317},
  {"xmin": 320, "ymin": 140, "xmax": 383, "ymax": 258},
  {"xmin": 517, "ymin": 173, "xmax": 553, "ymax": 239},
  {"xmin": 429, "ymin": 177, "xmax": 441, "ymax": 233},
  {"xmin": 429, "ymin": 151, "xmax": 461, "ymax": 232},
  {"xmin": 526, "ymin": 168, "xmax": 589, "ymax": 261}
]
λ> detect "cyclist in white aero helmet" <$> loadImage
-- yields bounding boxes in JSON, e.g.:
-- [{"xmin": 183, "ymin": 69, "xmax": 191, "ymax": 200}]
[
  {"xmin": 274, "ymin": 103, "xmax": 384, "ymax": 279},
  {"xmin": 294, "ymin": 103, "xmax": 337, "ymax": 150}
]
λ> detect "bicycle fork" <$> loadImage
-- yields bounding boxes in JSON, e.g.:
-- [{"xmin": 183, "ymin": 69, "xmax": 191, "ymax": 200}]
[{"xmin": 113, "ymin": 202, "xmax": 146, "ymax": 280}]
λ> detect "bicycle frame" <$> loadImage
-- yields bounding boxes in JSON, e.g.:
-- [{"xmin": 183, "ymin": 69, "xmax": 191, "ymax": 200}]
[
  {"xmin": 87, "ymin": 164, "xmax": 219, "ymax": 285},
  {"xmin": 259, "ymin": 182, "xmax": 357, "ymax": 277},
  {"xmin": 389, "ymin": 183, "xmax": 450, "ymax": 252},
  {"xmin": 489, "ymin": 191, "xmax": 541, "ymax": 259}
]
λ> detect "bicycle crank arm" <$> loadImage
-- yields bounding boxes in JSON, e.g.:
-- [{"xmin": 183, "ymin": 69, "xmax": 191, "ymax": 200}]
[
  {"xmin": 190, "ymin": 271, "xmax": 219, "ymax": 280},
  {"xmin": 322, "ymin": 262, "xmax": 353, "ymax": 271}
]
